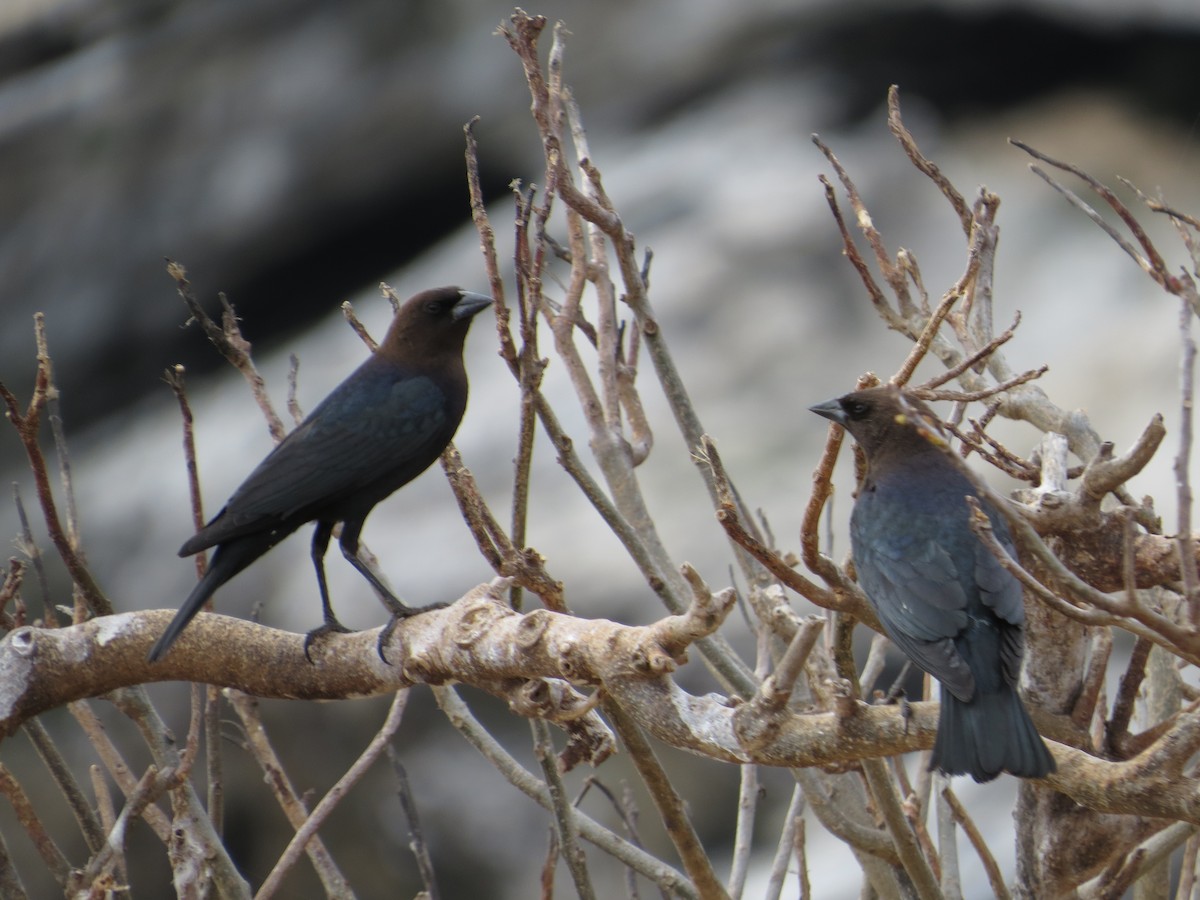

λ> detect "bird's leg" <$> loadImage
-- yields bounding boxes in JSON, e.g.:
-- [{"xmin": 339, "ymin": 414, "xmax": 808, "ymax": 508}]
[
  {"xmin": 884, "ymin": 659, "xmax": 914, "ymax": 734},
  {"xmin": 339, "ymin": 520, "xmax": 446, "ymax": 663},
  {"xmin": 880, "ymin": 659, "xmax": 912, "ymax": 701},
  {"xmin": 304, "ymin": 520, "xmax": 352, "ymax": 661}
]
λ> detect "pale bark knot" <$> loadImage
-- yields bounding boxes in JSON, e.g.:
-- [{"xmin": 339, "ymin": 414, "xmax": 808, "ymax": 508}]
[
  {"xmin": 732, "ymin": 706, "xmax": 778, "ymax": 750},
  {"xmin": 630, "ymin": 647, "xmax": 652, "ymax": 674},
  {"xmin": 643, "ymin": 648, "xmax": 676, "ymax": 675},
  {"xmin": 515, "ymin": 610, "xmax": 552, "ymax": 650},
  {"xmin": 512, "ymin": 679, "xmax": 550, "ymax": 716},
  {"xmin": 401, "ymin": 658, "xmax": 432, "ymax": 682},
  {"xmin": 452, "ymin": 599, "xmax": 510, "ymax": 648},
  {"xmin": 558, "ymin": 642, "xmax": 583, "ymax": 680},
  {"xmin": 9, "ymin": 628, "xmax": 35, "ymax": 657}
]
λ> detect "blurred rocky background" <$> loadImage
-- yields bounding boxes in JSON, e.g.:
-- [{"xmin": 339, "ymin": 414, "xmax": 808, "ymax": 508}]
[{"xmin": 2, "ymin": 0, "xmax": 1199, "ymax": 897}]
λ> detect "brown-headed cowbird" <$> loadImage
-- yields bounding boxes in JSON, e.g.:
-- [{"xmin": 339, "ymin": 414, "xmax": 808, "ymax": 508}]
[
  {"xmin": 810, "ymin": 385, "xmax": 1055, "ymax": 781},
  {"xmin": 149, "ymin": 286, "xmax": 491, "ymax": 663}
]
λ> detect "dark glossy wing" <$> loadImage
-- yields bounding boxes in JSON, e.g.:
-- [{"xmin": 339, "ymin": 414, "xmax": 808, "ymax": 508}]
[
  {"xmin": 851, "ymin": 499, "xmax": 976, "ymax": 700},
  {"xmin": 972, "ymin": 508, "xmax": 1027, "ymax": 682},
  {"xmin": 184, "ymin": 370, "xmax": 450, "ymax": 551},
  {"xmin": 972, "ymin": 510, "xmax": 1025, "ymax": 623},
  {"xmin": 850, "ymin": 461, "xmax": 1030, "ymax": 700}
]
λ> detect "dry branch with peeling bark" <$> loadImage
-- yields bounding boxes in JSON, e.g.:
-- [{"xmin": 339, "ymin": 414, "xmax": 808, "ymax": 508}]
[{"xmin": 3, "ymin": 11, "xmax": 1200, "ymax": 900}]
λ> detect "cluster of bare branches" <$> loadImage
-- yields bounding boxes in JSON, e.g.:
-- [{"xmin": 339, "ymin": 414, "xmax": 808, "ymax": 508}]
[{"xmin": 4, "ymin": 8, "xmax": 1200, "ymax": 899}]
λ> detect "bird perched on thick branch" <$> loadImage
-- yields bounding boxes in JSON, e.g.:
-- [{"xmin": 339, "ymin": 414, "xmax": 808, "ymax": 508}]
[
  {"xmin": 149, "ymin": 286, "xmax": 491, "ymax": 663},
  {"xmin": 811, "ymin": 385, "xmax": 1055, "ymax": 781}
]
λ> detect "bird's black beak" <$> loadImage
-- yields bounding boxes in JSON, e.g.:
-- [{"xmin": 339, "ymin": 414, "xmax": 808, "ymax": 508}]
[
  {"xmin": 809, "ymin": 398, "xmax": 846, "ymax": 426},
  {"xmin": 452, "ymin": 290, "xmax": 492, "ymax": 322}
]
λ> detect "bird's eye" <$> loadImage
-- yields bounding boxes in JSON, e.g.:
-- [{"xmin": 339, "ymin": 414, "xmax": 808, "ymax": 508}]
[
  {"xmin": 424, "ymin": 300, "xmax": 443, "ymax": 314},
  {"xmin": 845, "ymin": 400, "xmax": 870, "ymax": 418}
]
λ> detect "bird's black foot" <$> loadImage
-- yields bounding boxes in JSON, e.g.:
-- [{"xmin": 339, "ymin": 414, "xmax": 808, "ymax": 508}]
[
  {"xmin": 376, "ymin": 600, "xmax": 450, "ymax": 664},
  {"xmin": 303, "ymin": 618, "xmax": 353, "ymax": 663}
]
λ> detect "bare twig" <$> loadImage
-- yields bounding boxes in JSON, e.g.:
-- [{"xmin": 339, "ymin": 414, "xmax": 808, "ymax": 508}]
[
  {"xmin": 888, "ymin": 85, "xmax": 971, "ymax": 233},
  {"xmin": 226, "ymin": 690, "xmax": 352, "ymax": 897},
  {"xmin": 533, "ymin": 718, "xmax": 596, "ymax": 899},
  {"xmin": 1071, "ymin": 627, "xmax": 1113, "ymax": 732},
  {"xmin": 463, "ymin": 117, "xmax": 512, "ymax": 344},
  {"xmin": 46, "ymin": 400, "xmax": 82, "ymax": 559},
  {"xmin": 794, "ymin": 813, "xmax": 812, "ymax": 900},
  {"xmin": 918, "ymin": 310, "xmax": 1021, "ymax": 393},
  {"xmin": 812, "ymin": 135, "xmax": 914, "ymax": 316},
  {"xmin": 763, "ymin": 786, "xmax": 805, "ymax": 900},
  {"xmin": 861, "ymin": 758, "xmax": 944, "ymax": 900},
  {"xmin": 934, "ymin": 773, "xmax": 961, "ymax": 900},
  {"xmin": 389, "ymin": 750, "xmax": 440, "ymax": 900},
  {"xmin": 728, "ymin": 761, "xmax": 758, "ymax": 900},
  {"xmin": 890, "ymin": 263, "xmax": 976, "ymax": 387},
  {"xmin": 341, "ymin": 299, "xmax": 378, "ymax": 352},
  {"xmin": 0, "ymin": 762, "xmax": 71, "ymax": 884},
  {"xmin": 285, "ymin": 354, "xmax": 304, "ymax": 425},
  {"xmin": 0, "ymin": 559, "xmax": 23, "ymax": 632},
  {"xmin": 940, "ymin": 787, "xmax": 1011, "ymax": 900},
  {"xmin": 1178, "ymin": 293, "xmax": 1200, "ymax": 623},
  {"xmin": 434, "ymin": 684, "xmax": 699, "ymax": 898},
  {"xmin": 1077, "ymin": 822, "xmax": 1196, "ymax": 899},
  {"xmin": 440, "ymin": 444, "xmax": 565, "ymax": 611},
  {"xmin": 12, "ymin": 488, "xmax": 50, "ymax": 623},
  {"xmin": 165, "ymin": 365, "xmax": 226, "ymax": 833},
  {"xmin": 510, "ymin": 186, "xmax": 542, "ymax": 611},
  {"xmin": 67, "ymin": 701, "xmax": 172, "ymax": 842},
  {"xmin": 1009, "ymin": 141, "xmax": 1172, "ymax": 286},
  {"xmin": 802, "ymin": 373, "xmax": 877, "ymax": 593},
  {"xmin": 255, "ymin": 690, "xmax": 409, "ymax": 899},
  {"xmin": 1108, "ymin": 638, "xmax": 1153, "ymax": 758},
  {"xmin": 1177, "ymin": 832, "xmax": 1199, "ymax": 899},
  {"xmin": 168, "ymin": 260, "xmax": 286, "ymax": 441},
  {"xmin": 75, "ymin": 764, "xmax": 175, "ymax": 893},
  {"xmin": 107, "ymin": 686, "xmax": 249, "ymax": 898},
  {"xmin": 575, "ymin": 778, "xmax": 659, "ymax": 899},
  {"xmin": 0, "ymin": 829, "xmax": 27, "ymax": 899},
  {"xmin": 89, "ymin": 764, "xmax": 119, "ymax": 879},
  {"xmin": 501, "ymin": 11, "xmax": 757, "ymax": 700},
  {"xmin": 22, "ymin": 718, "xmax": 105, "ymax": 853},
  {"xmin": 601, "ymin": 697, "xmax": 732, "ymax": 900},
  {"xmin": 966, "ymin": 494, "xmax": 1200, "ymax": 666},
  {"xmin": 0, "ymin": 317, "xmax": 110, "ymax": 616}
]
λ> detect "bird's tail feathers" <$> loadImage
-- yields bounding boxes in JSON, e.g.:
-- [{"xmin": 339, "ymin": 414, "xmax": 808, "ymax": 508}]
[
  {"xmin": 148, "ymin": 544, "xmax": 252, "ymax": 662},
  {"xmin": 931, "ymin": 685, "xmax": 1055, "ymax": 782}
]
